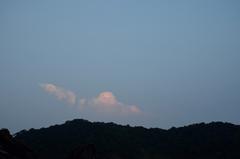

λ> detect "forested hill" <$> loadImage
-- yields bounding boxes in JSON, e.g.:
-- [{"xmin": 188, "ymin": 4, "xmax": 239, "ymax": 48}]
[{"xmin": 14, "ymin": 119, "xmax": 240, "ymax": 159}]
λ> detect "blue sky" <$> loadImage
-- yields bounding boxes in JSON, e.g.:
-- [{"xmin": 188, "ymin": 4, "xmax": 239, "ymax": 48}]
[{"xmin": 1, "ymin": 0, "xmax": 240, "ymax": 133}]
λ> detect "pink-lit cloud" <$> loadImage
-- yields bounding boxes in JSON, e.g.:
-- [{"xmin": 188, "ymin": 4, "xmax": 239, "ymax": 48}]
[
  {"xmin": 80, "ymin": 92, "xmax": 142, "ymax": 115},
  {"xmin": 40, "ymin": 83, "xmax": 76, "ymax": 105},
  {"xmin": 40, "ymin": 83, "xmax": 141, "ymax": 115}
]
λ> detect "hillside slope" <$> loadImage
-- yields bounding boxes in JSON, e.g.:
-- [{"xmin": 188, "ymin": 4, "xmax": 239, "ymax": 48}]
[{"xmin": 15, "ymin": 119, "xmax": 240, "ymax": 159}]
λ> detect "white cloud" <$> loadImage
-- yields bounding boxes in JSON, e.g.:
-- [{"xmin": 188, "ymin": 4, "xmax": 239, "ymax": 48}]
[{"xmin": 40, "ymin": 83, "xmax": 76, "ymax": 105}]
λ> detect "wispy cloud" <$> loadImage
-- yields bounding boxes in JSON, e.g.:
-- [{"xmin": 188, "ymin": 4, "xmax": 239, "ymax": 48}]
[
  {"xmin": 40, "ymin": 83, "xmax": 141, "ymax": 115},
  {"xmin": 40, "ymin": 83, "xmax": 76, "ymax": 105}
]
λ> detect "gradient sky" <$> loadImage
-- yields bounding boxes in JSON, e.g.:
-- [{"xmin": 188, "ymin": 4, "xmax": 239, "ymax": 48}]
[{"xmin": 1, "ymin": 0, "xmax": 240, "ymax": 133}]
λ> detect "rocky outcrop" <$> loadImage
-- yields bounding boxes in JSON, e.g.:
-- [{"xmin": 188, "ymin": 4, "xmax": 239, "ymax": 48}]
[{"xmin": 0, "ymin": 129, "xmax": 36, "ymax": 159}]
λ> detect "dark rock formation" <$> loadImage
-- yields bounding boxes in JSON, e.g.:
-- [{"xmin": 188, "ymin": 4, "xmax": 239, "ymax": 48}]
[{"xmin": 0, "ymin": 129, "xmax": 36, "ymax": 159}]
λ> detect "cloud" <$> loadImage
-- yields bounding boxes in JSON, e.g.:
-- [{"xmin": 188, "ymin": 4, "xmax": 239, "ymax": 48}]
[
  {"xmin": 40, "ymin": 83, "xmax": 76, "ymax": 105},
  {"xmin": 40, "ymin": 83, "xmax": 141, "ymax": 115},
  {"xmin": 80, "ymin": 92, "xmax": 142, "ymax": 115}
]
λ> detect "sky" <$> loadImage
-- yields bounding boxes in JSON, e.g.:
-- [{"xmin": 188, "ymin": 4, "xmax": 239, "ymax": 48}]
[{"xmin": 1, "ymin": 0, "xmax": 240, "ymax": 133}]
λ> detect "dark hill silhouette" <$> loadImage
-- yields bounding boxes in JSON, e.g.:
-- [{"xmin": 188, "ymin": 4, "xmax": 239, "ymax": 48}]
[
  {"xmin": 13, "ymin": 119, "xmax": 240, "ymax": 159},
  {"xmin": 0, "ymin": 128, "xmax": 36, "ymax": 159}
]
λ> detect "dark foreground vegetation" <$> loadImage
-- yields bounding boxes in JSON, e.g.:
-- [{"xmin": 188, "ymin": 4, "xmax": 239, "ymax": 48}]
[{"xmin": 1, "ymin": 119, "xmax": 240, "ymax": 159}]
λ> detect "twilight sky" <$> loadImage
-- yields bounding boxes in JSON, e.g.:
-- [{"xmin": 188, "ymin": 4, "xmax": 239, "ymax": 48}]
[{"xmin": 1, "ymin": 0, "xmax": 240, "ymax": 133}]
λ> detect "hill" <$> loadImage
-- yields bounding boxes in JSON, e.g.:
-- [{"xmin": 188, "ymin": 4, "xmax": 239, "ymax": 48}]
[{"xmin": 14, "ymin": 119, "xmax": 240, "ymax": 159}]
